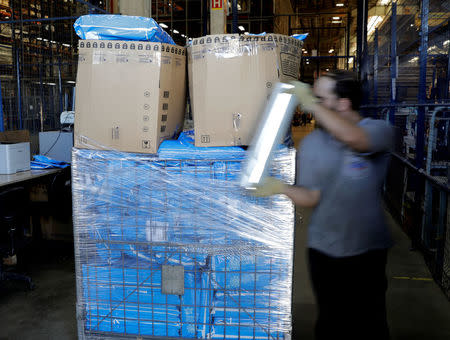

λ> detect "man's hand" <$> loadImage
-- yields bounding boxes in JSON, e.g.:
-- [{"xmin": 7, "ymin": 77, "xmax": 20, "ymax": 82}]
[
  {"xmin": 248, "ymin": 177, "xmax": 286, "ymax": 197},
  {"xmin": 287, "ymin": 81, "xmax": 318, "ymax": 112}
]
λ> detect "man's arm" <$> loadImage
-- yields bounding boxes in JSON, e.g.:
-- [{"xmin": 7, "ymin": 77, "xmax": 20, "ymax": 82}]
[
  {"xmin": 281, "ymin": 184, "xmax": 321, "ymax": 208},
  {"xmin": 288, "ymin": 81, "xmax": 372, "ymax": 152},
  {"xmin": 251, "ymin": 177, "xmax": 321, "ymax": 208},
  {"xmin": 311, "ymin": 103, "xmax": 371, "ymax": 152}
]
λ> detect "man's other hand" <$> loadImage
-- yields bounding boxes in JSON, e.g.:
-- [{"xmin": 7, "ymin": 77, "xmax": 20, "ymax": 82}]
[
  {"xmin": 287, "ymin": 81, "xmax": 318, "ymax": 112},
  {"xmin": 249, "ymin": 177, "xmax": 286, "ymax": 197}
]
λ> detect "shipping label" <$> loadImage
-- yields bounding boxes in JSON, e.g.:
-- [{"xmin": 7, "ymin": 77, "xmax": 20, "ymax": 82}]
[{"xmin": 280, "ymin": 53, "xmax": 301, "ymax": 79}]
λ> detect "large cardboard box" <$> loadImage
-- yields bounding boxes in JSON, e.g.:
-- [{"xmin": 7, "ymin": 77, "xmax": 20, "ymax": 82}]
[
  {"xmin": 75, "ymin": 40, "xmax": 186, "ymax": 154},
  {"xmin": 188, "ymin": 34, "xmax": 303, "ymax": 147}
]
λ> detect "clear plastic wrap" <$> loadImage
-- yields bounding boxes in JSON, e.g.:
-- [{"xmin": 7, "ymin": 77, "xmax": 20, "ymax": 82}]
[{"xmin": 72, "ymin": 133, "xmax": 296, "ymax": 339}]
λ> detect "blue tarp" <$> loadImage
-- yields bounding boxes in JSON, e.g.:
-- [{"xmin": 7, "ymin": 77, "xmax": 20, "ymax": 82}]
[
  {"xmin": 291, "ymin": 33, "xmax": 309, "ymax": 41},
  {"xmin": 31, "ymin": 155, "xmax": 70, "ymax": 169},
  {"xmin": 74, "ymin": 14, "xmax": 175, "ymax": 44}
]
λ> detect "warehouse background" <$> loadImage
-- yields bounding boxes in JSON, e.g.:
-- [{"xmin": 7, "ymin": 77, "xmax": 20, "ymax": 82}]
[{"xmin": 0, "ymin": 0, "xmax": 449, "ymax": 339}]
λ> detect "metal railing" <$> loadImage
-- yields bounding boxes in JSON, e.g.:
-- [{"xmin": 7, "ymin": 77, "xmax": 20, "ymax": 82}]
[{"xmin": 384, "ymin": 152, "xmax": 449, "ymax": 299}]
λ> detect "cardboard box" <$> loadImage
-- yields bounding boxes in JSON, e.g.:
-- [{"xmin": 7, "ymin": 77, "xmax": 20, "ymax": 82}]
[
  {"xmin": 188, "ymin": 34, "xmax": 303, "ymax": 147},
  {"xmin": 75, "ymin": 40, "xmax": 187, "ymax": 154},
  {"xmin": 0, "ymin": 130, "xmax": 31, "ymax": 174}
]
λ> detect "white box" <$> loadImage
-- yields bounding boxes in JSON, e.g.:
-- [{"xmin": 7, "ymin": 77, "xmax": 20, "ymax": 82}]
[
  {"xmin": 0, "ymin": 142, "xmax": 31, "ymax": 174},
  {"xmin": 39, "ymin": 131, "xmax": 73, "ymax": 163}
]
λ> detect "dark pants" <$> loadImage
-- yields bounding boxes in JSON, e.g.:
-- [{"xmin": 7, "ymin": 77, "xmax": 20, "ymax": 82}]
[{"xmin": 308, "ymin": 248, "xmax": 390, "ymax": 340}]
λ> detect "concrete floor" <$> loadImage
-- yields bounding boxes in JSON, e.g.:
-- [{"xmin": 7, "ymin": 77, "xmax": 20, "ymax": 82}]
[
  {"xmin": 0, "ymin": 124, "xmax": 449, "ymax": 340},
  {"xmin": 292, "ymin": 207, "xmax": 450, "ymax": 340}
]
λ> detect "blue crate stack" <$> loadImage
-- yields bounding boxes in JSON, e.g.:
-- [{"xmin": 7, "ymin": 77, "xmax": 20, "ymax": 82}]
[{"xmin": 72, "ymin": 131, "xmax": 296, "ymax": 339}]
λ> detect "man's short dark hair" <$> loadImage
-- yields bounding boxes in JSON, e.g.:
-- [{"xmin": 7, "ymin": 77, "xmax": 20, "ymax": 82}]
[{"xmin": 324, "ymin": 70, "xmax": 363, "ymax": 110}]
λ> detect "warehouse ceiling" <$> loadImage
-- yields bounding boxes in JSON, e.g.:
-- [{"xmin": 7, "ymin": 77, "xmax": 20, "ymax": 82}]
[{"xmin": 290, "ymin": 0, "xmax": 374, "ymax": 57}]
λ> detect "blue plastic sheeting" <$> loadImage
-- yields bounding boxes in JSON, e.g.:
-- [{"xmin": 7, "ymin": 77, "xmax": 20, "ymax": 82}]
[
  {"xmin": 247, "ymin": 32, "xmax": 267, "ymax": 36},
  {"xmin": 82, "ymin": 254, "xmax": 210, "ymax": 338},
  {"xmin": 291, "ymin": 33, "xmax": 308, "ymax": 41},
  {"xmin": 158, "ymin": 131, "xmax": 247, "ymax": 160},
  {"xmin": 74, "ymin": 15, "xmax": 175, "ymax": 44},
  {"xmin": 81, "ymin": 254, "xmax": 286, "ymax": 339},
  {"xmin": 30, "ymin": 154, "xmax": 70, "ymax": 169},
  {"xmin": 73, "ymin": 133, "xmax": 295, "ymax": 339}
]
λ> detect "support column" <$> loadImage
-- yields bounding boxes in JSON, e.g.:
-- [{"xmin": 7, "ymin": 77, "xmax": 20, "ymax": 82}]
[
  {"xmin": 389, "ymin": 2, "xmax": 397, "ymax": 126},
  {"xmin": 210, "ymin": 0, "xmax": 227, "ymax": 34},
  {"xmin": 356, "ymin": 0, "xmax": 368, "ymax": 79},
  {"xmin": 374, "ymin": 28, "xmax": 379, "ymax": 105},
  {"xmin": 416, "ymin": 0, "xmax": 429, "ymax": 168}
]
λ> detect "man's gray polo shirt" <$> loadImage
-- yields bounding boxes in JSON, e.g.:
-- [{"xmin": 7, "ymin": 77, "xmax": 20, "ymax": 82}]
[{"xmin": 297, "ymin": 118, "xmax": 395, "ymax": 257}]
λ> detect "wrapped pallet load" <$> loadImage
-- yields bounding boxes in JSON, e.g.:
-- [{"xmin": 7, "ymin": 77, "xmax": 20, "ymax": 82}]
[
  {"xmin": 72, "ymin": 132, "xmax": 296, "ymax": 339},
  {"xmin": 72, "ymin": 16, "xmax": 299, "ymax": 340},
  {"xmin": 73, "ymin": 15, "xmax": 186, "ymax": 154},
  {"xmin": 188, "ymin": 34, "xmax": 303, "ymax": 147}
]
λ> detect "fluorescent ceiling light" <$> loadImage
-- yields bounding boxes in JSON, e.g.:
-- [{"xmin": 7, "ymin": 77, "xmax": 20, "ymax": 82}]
[
  {"xmin": 238, "ymin": 25, "xmax": 245, "ymax": 31},
  {"xmin": 348, "ymin": 57, "xmax": 354, "ymax": 63},
  {"xmin": 159, "ymin": 23, "xmax": 168, "ymax": 28},
  {"xmin": 306, "ymin": 61, "xmax": 310, "ymax": 64},
  {"xmin": 379, "ymin": 0, "xmax": 390, "ymax": 5},
  {"xmin": 303, "ymin": 50, "xmax": 307, "ymax": 53},
  {"xmin": 336, "ymin": 3, "xmax": 344, "ymax": 7},
  {"xmin": 173, "ymin": 29, "xmax": 179, "ymax": 34},
  {"xmin": 367, "ymin": 15, "xmax": 383, "ymax": 34},
  {"xmin": 443, "ymin": 40, "xmax": 450, "ymax": 46},
  {"xmin": 181, "ymin": 34, "xmax": 185, "ymax": 38},
  {"xmin": 65, "ymin": 80, "xmax": 76, "ymax": 84},
  {"xmin": 332, "ymin": 20, "xmax": 342, "ymax": 24},
  {"xmin": 326, "ymin": 68, "xmax": 330, "ymax": 71},
  {"xmin": 62, "ymin": 43, "xmax": 71, "ymax": 47},
  {"xmin": 332, "ymin": 17, "xmax": 340, "ymax": 20},
  {"xmin": 244, "ymin": 32, "xmax": 249, "ymax": 35},
  {"xmin": 329, "ymin": 49, "xmax": 334, "ymax": 53}
]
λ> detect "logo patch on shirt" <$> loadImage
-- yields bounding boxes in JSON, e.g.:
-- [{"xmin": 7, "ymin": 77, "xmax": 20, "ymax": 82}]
[{"xmin": 342, "ymin": 152, "xmax": 370, "ymax": 179}]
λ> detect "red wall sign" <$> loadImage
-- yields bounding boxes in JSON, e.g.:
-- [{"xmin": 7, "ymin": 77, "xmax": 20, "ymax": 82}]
[{"xmin": 211, "ymin": 0, "xmax": 223, "ymax": 10}]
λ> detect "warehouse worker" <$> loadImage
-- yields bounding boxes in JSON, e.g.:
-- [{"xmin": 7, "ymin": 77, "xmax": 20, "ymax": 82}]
[{"xmin": 253, "ymin": 70, "xmax": 393, "ymax": 340}]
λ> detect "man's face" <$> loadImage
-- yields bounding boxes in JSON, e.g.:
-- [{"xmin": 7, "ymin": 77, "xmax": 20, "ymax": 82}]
[
  {"xmin": 313, "ymin": 76, "xmax": 339, "ymax": 111},
  {"xmin": 313, "ymin": 76, "xmax": 352, "ymax": 119}
]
